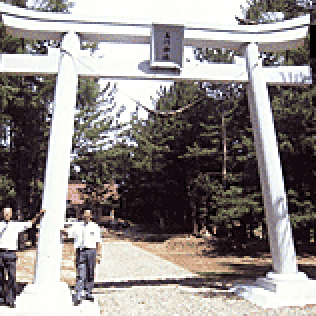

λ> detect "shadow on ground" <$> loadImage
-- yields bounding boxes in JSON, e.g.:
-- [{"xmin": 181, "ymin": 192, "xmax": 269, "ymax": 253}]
[
  {"xmin": 92, "ymin": 275, "xmax": 252, "ymax": 301},
  {"xmin": 93, "ymin": 261, "xmax": 316, "ymax": 296},
  {"xmin": 217, "ymin": 262, "xmax": 316, "ymax": 280},
  {"xmin": 93, "ymin": 276, "xmax": 247, "ymax": 294}
]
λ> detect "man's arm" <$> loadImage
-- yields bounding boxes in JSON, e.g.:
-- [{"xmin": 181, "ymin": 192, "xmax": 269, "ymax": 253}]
[
  {"xmin": 61, "ymin": 224, "xmax": 73, "ymax": 238},
  {"xmin": 96, "ymin": 224, "xmax": 102, "ymax": 263},
  {"xmin": 30, "ymin": 209, "xmax": 46, "ymax": 226},
  {"xmin": 96, "ymin": 242, "xmax": 102, "ymax": 256},
  {"xmin": 61, "ymin": 229, "xmax": 69, "ymax": 237},
  {"xmin": 96, "ymin": 242, "xmax": 102, "ymax": 264}
]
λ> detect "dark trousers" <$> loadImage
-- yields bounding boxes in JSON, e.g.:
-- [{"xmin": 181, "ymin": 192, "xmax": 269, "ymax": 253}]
[
  {"xmin": 0, "ymin": 250, "xmax": 17, "ymax": 305},
  {"xmin": 74, "ymin": 248, "xmax": 96, "ymax": 301}
]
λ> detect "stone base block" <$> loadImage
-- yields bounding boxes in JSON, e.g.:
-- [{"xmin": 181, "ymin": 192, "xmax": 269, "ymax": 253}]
[
  {"xmin": 0, "ymin": 282, "xmax": 100, "ymax": 316},
  {"xmin": 233, "ymin": 271, "xmax": 316, "ymax": 309}
]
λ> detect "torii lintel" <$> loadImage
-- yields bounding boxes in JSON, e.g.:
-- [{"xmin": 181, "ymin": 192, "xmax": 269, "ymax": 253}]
[{"xmin": 0, "ymin": 2, "xmax": 310, "ymax": 52}]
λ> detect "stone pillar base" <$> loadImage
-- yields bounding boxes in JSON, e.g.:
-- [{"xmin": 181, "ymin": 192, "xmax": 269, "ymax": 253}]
[
  {"xmin": 0, "ymin": 282, "xmax": 100, "ymax": 316},
  {"xmin": 233, "ymin": 271, "xmax": 316, "ymax": 309}
]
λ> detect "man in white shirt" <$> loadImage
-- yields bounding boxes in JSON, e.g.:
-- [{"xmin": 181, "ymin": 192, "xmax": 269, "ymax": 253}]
[
  {"xmin": 62, "ymin": 209, "xmax": 102, "ymax": 306},
  {"xmin": 0, "ymin": 206, "xmax": 46, "ymax": 308}
]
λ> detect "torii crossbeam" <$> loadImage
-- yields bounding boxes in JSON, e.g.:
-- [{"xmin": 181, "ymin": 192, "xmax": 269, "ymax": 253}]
[{"xmin": 0, "ymin": 2, "xmax": 313, "ymax": 314}]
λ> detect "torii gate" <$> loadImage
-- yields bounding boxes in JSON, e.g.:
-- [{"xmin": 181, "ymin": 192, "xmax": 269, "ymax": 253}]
[{"xmin": 0, "ymin": 2, "xmax": 313, "ymax": 314}]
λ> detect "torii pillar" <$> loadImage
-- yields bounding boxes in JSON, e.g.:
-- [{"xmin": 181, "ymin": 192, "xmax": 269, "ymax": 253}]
[
  {"xmin": 13, "ymin": 32, "xmax": 100, "ymax": 315},
  {"xmin": 13, "ymin": 31, "xmax": 77, "ymax": 314},
  {"xmin": 233, "ymin": 42, "xmax": 316, "ymax": 307}
]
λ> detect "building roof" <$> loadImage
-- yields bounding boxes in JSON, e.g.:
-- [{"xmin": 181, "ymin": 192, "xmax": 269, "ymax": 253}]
[{"xmin": 67, "ymin": 181, "xmax": 118, "ymax": 205}]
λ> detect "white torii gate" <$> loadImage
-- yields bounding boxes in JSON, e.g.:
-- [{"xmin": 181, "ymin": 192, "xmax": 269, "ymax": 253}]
[{"xmin": 0, "ymin": 2, "xmax": 313, "ymax": 314}]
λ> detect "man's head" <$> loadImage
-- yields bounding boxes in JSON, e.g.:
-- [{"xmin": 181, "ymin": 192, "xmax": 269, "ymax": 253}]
[
  {"xmin": 3, "ymin": 207, "xmax": 12, "ymax": 221},
  {"xmin": 82, "ymin": 209, "xmax": 92, "ymax": 223}
]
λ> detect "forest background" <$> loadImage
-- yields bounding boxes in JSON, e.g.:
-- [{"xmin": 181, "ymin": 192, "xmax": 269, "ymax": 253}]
[{"xmin": 0, "ymin": 0, "xmax": 315, "ymax": 251}]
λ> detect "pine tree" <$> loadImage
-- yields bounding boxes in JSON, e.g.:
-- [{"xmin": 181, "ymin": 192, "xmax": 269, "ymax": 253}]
[
  {"xmin": 70, "ymin": 79, "xmax": 132, "ymax": 221},
  {"xmin": 0, "ymin": 0, "xmax": 105, "ymax": 222},
  {"xmin": 0, "ymin": 0, "xmax": 61, "ymax": 217}
]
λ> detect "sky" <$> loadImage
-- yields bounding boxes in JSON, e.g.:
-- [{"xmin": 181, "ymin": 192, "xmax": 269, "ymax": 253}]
[{"xmin": 67, "ymin": 0, "xmax": 251, "ymax": 147}]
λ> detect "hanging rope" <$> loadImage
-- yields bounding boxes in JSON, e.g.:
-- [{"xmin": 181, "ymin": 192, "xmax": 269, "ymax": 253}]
[
  {"xmin": 111, "ymin": 52, "xmax": 263, "ymax": 118},
  {"xmin": 59, "ymin": 46, "xmax": 263, "ymax": 118},
  {"xmin": 235, "ymin": 15, "xmax": 258, "ymax": 25},
  {"xmin": 114, "ymin": 85, "xmax": 201, "ymax": 118}
]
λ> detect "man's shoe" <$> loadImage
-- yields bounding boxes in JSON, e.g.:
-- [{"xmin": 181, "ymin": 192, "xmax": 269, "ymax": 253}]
[
  {"xmin": 84, "ymin": 294, "xmax": 94, "ymax": 302},
  {"xmin": 7, "ymin": 302, "xmax": 16, "ymax": 308}
]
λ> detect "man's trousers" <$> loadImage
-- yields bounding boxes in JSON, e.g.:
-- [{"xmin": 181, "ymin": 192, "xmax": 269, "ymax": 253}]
[
  {"xmin": 73, "ymin": 248, "xmax": 96, "ymax": 301},
  {"xmin": 0, "ymin": 250, "xmax": 17, "ymax": 305}
]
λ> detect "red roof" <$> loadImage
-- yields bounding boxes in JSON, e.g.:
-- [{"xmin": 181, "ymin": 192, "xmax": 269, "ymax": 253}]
[
  {"xmin": 67, "ymin": 181, "xmax": 118, "ymax": 205},
  {"xmin": 67, "ymin": 182, "xmax": 86, "ymax": 205}
]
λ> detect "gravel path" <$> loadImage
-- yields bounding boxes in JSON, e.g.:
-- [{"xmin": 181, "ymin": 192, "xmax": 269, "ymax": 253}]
[
  {"xmin": 96, "ymin": 241, "xmax": 198, "ymax": 281},
  {"xmin": 95, "ymin": 286, "xmax": 315, "ymax": 316},
  {"xmin": 94, "ymin": 241, "xmax": 316, "ymax": 315}
]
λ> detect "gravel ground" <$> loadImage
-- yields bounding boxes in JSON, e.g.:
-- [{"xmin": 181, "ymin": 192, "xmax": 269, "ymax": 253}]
[
  {"xmin": 95, "ymin": 286, "xmax": 316, "ymax": 316},
  {"xmin": 94, "ymin": 242, "xmax": 316, "ymax": 315},
  {"xmin": 11, "ymin": 226, "xmax": 316, "ymax": 315}
]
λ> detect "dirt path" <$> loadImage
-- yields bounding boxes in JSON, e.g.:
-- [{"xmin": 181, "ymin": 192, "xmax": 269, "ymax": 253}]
[{"xmin": 101, "ymin": 224, "xmax": 316, "ymax": 283}]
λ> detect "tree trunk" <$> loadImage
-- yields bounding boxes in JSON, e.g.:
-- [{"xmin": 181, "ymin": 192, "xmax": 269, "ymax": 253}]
[
  {"xmin": 222, "ymin": 109, "xmax": 227, "ymax": 188},
  {"xmin": 153, "ymin": 209, "xmax": 164, "ymax": 230},
  {"xmin": 16, "ymin": 196, "xmax": 22, "ymax": 220},
  {"xmin": 190, "ymin": 198, "xmax": 199, "ymax": 235},
  {"xmin": 217, "ymin": 107, "xmax": 227, "ymax": 238},
  {"xmin": 212, "ymin": 225, "xmax": 217, "ymax": 236},
  {"xmin": 262, "ymin": 220, "xmax": 268, "ymax": 242},
  {"xmin": 159, "ymin": 216, "xmax": 164, "ymax": 230},
  {"xmin": 193, "ymin": 214, "xmax": 199, "ymax": 235}
]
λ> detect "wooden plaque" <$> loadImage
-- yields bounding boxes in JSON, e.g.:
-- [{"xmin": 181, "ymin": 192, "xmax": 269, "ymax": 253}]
[{"xmin": 150, "ymin": 23, "xmax": 184, "ymax": 70}]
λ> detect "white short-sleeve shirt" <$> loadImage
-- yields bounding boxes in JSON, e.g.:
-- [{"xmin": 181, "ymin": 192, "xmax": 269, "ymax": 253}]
[
  {"xmin": 0, "ymin": 221, "xmax": 33, "ymax": 250},
  {"xmin": 67, "ymin": 221, "xmax": 102, "ymax": 249}
]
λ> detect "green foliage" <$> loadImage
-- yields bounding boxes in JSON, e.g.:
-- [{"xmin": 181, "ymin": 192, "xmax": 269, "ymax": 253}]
[
  {"xmin": 0, "ymin": 0, "xmax": 102, "ymax": 220},
  {"xmin": 0, "ymin": 175, "xmax": 16, "ymax": 205},
  {"xmin": 244, "ymin": 0, "xmax": 315, "ymax": 247},
  {"xmin": 0, "ymin": 0, "xmax": 57, "ymax": 217},
  {"xmin": 29, "ymin": 0, "xmax": 73, "ymax": 12},
  {"xmin": 70, "ymin": 79, "xmax": 130, "ymax": 215},
  {"xmin": 245, "ymin": 0, "xmax": 310, "ymax": 21}
]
